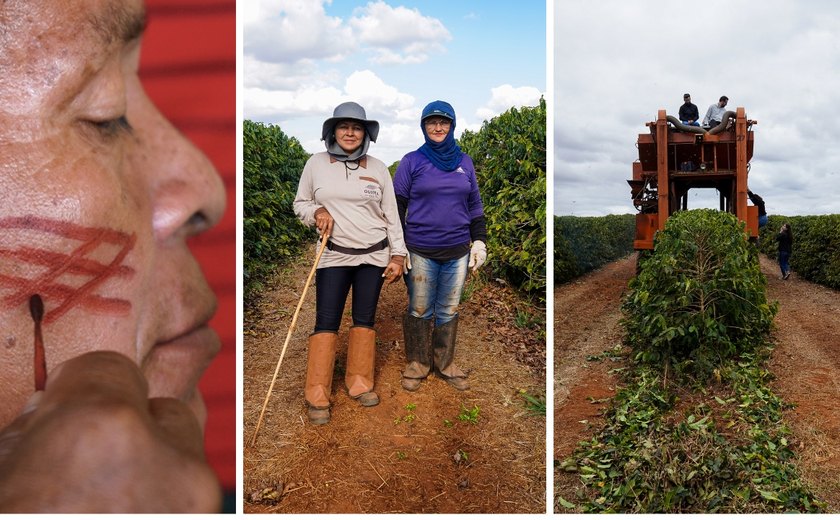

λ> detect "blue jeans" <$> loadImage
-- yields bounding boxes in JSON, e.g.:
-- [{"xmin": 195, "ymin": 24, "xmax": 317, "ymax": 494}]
[
  {"xmin": 779, "ymin": 251, "xmax": 791, "ymax": 277},
  {"xmin": 405, "ymin": 252, "xmax": 468, "ymax": 326}
]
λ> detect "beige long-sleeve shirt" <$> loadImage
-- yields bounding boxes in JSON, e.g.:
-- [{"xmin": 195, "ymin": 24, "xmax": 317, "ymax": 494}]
[{"xmin": 293, "ymin": 152, "xmax": 407, "ymax": 268}]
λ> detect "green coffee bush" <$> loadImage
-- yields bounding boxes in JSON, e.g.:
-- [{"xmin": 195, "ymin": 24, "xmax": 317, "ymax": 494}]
[
  {"xmin": 244, "ymin": 120, "xmax": 313, "ymax": 300},
  {"xmin": 554, "ymin": 214, "xmax": 636, "ymax": 284},
  {"xmin": 622, "ymin": 209, "xmax": 777, "ymax": 377},
  {"xmin": 459, "ymin": 99, "xmax": 546, "ymax": 299}
]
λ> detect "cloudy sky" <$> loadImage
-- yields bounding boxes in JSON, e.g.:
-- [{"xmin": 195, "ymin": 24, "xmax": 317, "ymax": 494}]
[
  {"xmin": 243, "ymin": 0, "xmax": 545, "ymax": 166},
  {"xmin": 555, "ymin": 0, "xmax": 840, "ymax": 217}
]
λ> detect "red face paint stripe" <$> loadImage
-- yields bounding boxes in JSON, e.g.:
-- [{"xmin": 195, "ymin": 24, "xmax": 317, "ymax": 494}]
[
  {"xmin": 0, "ymin": 216, "xmax": 132, "ymax": 245},
  {"xmin": 0, "ymin": 246, "xmax": 135, "ymax": 278},
  {"xmin": 0, "ymin": 215, "xmax": 136, "ymax": 324},
  {"xmin": 42, "ymin": 234, "xmax": 137, "ymax": 325},
  {"xmin": 0, "ymin": 274, "xmax": 131, "ymax": 316}
]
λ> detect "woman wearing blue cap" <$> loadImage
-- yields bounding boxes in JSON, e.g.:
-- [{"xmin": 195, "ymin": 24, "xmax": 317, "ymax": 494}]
[
  {"xmin": 393, "ymin": 100, "xmax": 487, "ymax": 392},
  {"xmin": 293, "ymin": 102, "xmax": 407, "ymax": 424}
]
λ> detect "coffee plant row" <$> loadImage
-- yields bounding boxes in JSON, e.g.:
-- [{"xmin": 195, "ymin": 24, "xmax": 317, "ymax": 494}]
[
  {"xmin": 460, "ymin": 98, "xmax": 547, "ymax": 300},
  {"xmin": 757, "ymin": 214, "xmax": 840, "ymax": 289},
  {"xmin": 554, "ymin": 214, "xmax": 635, "ymax": 285},
  {"xmin": 622, "ymin": 209, "xmax": 776, "ymax": 378},
  {"xmin": 243, "ymin": 120, "xmax": 313, "ymax": 300},
  {"xmin": 559, "ymin": 210, "xmax": 821, "ymax": 512}
]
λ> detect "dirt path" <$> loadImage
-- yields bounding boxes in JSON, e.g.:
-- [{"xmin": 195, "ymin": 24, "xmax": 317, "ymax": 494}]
[
  {"xmin": 760, "ymin": 255, "xmax": 840, "ymax": 510},
  {"xmin": 553, "ymin": 254, "xmax": 840, "ymax": 512},
  {"xmin": 553, "ymin": 256, "xmax": 635, "ymax": 506},
  {"xmin": 244, "ymin": 247, "xmax": 546, "ymax": 514}
]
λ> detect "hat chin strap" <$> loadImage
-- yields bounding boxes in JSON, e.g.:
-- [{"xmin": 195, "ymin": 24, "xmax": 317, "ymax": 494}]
[{"xmin": 326, "ymin": 133, "xmax": 370, "ymax": 162}]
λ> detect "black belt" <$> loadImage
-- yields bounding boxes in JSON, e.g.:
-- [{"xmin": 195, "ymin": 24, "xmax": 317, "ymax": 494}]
[{"xmin": 327, "ymin": 238, "xmax": 388, "ymax": 255}]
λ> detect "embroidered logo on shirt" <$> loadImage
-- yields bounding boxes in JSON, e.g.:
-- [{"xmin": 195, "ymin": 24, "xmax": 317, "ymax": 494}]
[
  {"xmin": 455, "ymin": 166, "xmax": 466, "ymax": 174},
  {"xmin": 359, "ymin": 178, "xmax": 382, "ymax": 200}
]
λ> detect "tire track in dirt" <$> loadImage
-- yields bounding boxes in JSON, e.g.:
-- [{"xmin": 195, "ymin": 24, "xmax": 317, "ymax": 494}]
[
  {"xmin": 244, "ymin": 247, "xmax": 545, "ymax": 514},
  {"xmin": 760, "ymin": 256, "xmax": 840, "ymax": 511},
  {"xmin": 553, "ymin": 255, "xmax": 635, "ymax": 508}
]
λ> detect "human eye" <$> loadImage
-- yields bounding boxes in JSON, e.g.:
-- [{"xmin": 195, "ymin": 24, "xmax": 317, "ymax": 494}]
[{"xmin": 85, "ymin": 115, "xmax": 133, "ymax": 139}]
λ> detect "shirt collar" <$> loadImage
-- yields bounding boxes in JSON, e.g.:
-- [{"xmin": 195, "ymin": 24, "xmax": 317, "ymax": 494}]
[{"xmin": 329, "ymin": 156, "xmax": 368, "ymax": 168}]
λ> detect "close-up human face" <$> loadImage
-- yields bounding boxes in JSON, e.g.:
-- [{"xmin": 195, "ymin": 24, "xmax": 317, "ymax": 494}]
[
  {"xmin": 334, "ymin": 120, "xmax": 365, "ymax": 154},
  {"xmin": 424, "ymin": 117, "xmax": 452, "ymax": 143},
  {"xmin": 0, "ymin": 0, "xmax": 225, "ymax": 428}
]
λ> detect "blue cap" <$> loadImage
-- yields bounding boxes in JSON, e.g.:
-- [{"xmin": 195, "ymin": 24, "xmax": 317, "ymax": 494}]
[{"xmin": 421, "ymin": 100, "xmax": 455, "ymax": 121}]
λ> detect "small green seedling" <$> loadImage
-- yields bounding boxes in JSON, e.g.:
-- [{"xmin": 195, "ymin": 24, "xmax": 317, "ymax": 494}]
[
  {"xmin": 395, "ymin": 402, "xmax": 418, "ymax": 424},
  {"xmin": 457, "ymin": 404, "xmax": 480, "ymax": 424}
]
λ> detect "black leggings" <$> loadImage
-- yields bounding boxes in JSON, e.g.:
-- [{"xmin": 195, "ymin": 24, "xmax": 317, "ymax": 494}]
[{"xmin": 314, "ymin": 264, "xmax": 385, "ymax": 333}]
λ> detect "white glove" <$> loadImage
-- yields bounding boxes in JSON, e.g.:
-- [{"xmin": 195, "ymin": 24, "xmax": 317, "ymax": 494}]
[
  {"xmin": 405, "ymin": 253, "xmax": 412, "ymax": 271},
  {"xmin": 468, "ymin": 240, "xmax": 486, "ymax": 272}
]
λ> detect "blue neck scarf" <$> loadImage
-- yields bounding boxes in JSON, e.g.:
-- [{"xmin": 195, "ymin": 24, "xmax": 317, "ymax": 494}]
[{"xmin": 418, "ymin": 100, "xmax": 463, "ymax": 172}]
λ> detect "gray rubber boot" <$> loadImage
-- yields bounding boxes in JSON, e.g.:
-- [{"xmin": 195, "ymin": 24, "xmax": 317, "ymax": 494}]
[
  {"xmin": 401, "ymin": 313, "xmax": 433, "ymax": 391},
  {"xmin": 432, "ymin": 315, "xmax": 469, "ymax": 391}
]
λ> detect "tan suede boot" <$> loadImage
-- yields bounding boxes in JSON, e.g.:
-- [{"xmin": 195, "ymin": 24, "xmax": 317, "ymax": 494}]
[
  {"xmin": 345, "ymin": 326, "xmax": 379, "ymax": 406},
  {"xmin": 304, "ymin": 332, "xmax": 337, "ymax": 424}
]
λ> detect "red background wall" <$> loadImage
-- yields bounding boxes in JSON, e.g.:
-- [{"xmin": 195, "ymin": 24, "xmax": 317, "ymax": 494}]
[{"xmin": 139, "ymin": 0, "xmax": 236, "ymax": 491}]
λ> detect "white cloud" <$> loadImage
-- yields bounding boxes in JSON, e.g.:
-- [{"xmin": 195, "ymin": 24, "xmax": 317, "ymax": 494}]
[
  {"xmin": 243, "ymin": 69, "xmax": 419, "ymax": 163},
  {"xmin": 243, "ymin": 66, "xmax": 415, "ymax": 121},
  {"xmin": 244, "ymin": 0, "xmax": 354, "ymax": 64},
  {"xmin": 554, "ymin": 0, "xmax": 840, "ymax": 217},
  {"xmin": 244, "ymin": 84, "xmax": 345, "ymax": 122},
  {"xmin": 349, "ymin": 1, "xmax": 450, "ymax": 64},
  {"xmin": 243, "ymin": 55, "xmax": 326, "ymax": 91},
  {"xmin": 476, "ymin": 84, "xmax": 544, "ymax": 121},
  {"xmin": 343, "ymin": 70, "xmax": 416, "ymax": 117}
]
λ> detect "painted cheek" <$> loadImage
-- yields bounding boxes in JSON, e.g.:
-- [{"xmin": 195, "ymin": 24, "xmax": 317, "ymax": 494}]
[
  {"xmin": 0, "ymin": 216, "xmax": 144, "ymax": 420},
  {"xmin": 0, "ymin": 216, "xmax": 138, "ymax": 325}
]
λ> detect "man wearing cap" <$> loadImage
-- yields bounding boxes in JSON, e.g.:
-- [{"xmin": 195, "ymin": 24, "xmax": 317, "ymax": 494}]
[{"xmin": 679, "ymin": 93, "xmax": 700, "ymax": 126}]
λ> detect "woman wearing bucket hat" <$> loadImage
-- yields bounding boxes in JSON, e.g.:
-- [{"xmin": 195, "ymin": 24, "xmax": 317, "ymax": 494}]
[
  {"xmin": 393, "ymin": 100, "xmax": 487, "ymax": 392},
  {"xmin": 293, "ymin": 101, "xmax": 407, "ymax": 424}
]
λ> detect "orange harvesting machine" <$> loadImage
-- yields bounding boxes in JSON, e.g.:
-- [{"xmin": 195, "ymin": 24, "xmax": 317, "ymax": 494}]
[{"xmin": 628, "ymin": 107, "xmax": 759, "ymax": 250}]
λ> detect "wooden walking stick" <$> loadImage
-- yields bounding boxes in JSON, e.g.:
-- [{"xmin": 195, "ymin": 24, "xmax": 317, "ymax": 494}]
[{"xmin": 250, "ymin": 232, "xmax": 330, "ymax": 446}]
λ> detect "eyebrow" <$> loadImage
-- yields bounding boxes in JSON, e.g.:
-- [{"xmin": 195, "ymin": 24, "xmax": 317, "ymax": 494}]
[{"xmin": 88, "ymin": 3, "xmax": 147, "ymax": 45}]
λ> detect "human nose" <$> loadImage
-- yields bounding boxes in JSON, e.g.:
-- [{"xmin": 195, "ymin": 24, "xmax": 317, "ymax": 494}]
[{"xmin": 129, "ymin": 92, "xmax": 226, "ymax": 242}]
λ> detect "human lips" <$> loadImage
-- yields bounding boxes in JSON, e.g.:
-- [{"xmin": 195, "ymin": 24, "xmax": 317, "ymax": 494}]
[{"xmin": 143, "ymin": 322, "xmax": 221, "ymax": 427}]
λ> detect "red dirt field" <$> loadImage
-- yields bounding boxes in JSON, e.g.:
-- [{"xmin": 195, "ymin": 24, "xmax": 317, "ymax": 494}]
[
  {"xmin": 244, "ymin": 247, "xmax": 546, "ymax": 514},
  {"xmin": 554, "ymin": 254, "xmax": 840, "ymax": 512}
]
